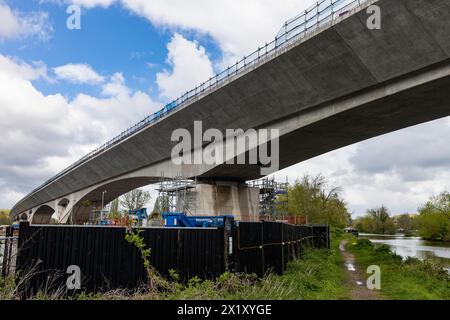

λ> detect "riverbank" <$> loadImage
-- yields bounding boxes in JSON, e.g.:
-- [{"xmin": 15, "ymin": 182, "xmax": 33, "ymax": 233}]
[{"xmin": 347, "ymin": 238, "xmax": 450, "ymax": 300}]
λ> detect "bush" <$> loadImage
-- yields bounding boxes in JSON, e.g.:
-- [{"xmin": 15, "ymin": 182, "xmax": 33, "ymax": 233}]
[
  {"xmin": 330, "ymin": 227, "xmax": 343, "ymax": 239},
  {"xmin": 355, "ymin": 238, "xmax": 373, "ymax": 249},
  {"xmin": 416, "ymin": 191, "xmax": 450, "ymax": 241},
  {"xmin": 374, "ymin": 244, "xmax": 391, "ymax": 254}
]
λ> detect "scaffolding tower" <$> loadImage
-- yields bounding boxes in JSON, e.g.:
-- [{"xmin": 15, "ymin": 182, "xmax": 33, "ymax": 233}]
[
  {"xmin": 250, "ymin": 176, "xmax": 289, "ymax": 220},
  {"xmin": 156, "ymin": 176, "xmax": 196, "ymax": 215}
]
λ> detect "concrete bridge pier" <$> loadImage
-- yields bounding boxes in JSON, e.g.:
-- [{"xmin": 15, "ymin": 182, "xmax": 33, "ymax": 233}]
[{"xmin": 178, "ymin": 180, "xmax": 260, "ymax": 221}]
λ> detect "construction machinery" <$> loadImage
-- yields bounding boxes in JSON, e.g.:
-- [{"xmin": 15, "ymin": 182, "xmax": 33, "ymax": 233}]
[
  {"xmin": 128, "ymin": 208, "xmax": 148, "ymax": 226},
  {"xmin": 162, "ymin": 213, "xmax": 234, "ymax": 228}
]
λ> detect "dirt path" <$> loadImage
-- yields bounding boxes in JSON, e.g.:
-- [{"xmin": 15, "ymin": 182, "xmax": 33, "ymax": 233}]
[{"xmin": 339, "ymin": 240, "xmax": 381, "ymax": 300}]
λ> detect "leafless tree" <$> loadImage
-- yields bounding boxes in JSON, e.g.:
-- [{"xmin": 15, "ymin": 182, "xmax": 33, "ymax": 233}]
[{"xmin": 120, "ymin": 189, "xmax": 151, "ymax": 212}]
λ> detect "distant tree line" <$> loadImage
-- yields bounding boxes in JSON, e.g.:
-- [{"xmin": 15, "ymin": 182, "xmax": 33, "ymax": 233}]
[{"xmin": 353, "ymin": 191, "xmax": 450, "ymax": 241}]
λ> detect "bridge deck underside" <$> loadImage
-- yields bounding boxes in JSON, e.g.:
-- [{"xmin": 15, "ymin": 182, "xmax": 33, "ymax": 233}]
[{"xmin": 202, "ymin": 67, "xmax": 450, "ymax": 179}]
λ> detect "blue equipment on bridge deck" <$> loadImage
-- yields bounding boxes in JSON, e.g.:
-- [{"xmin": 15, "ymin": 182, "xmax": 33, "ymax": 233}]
[{"xmin": 162, "ymin": 213, "xmax": 234, "ymax": 228}]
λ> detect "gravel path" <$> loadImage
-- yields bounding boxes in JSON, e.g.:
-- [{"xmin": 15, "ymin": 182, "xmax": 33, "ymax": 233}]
[{"xmin": 339, "ymin": 239, "xmax": 381, "ymax": 300}]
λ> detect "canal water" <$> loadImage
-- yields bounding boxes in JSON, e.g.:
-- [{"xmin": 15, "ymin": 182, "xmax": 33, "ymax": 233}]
[{"xmin": 360, "ymin": 233, "xmax": 450, "ymax": 272}]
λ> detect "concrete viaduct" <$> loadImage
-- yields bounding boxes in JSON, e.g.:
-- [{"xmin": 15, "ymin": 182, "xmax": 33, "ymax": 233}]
[{"xmin": 11, "ymin": 0, "xmax": 450, "ymax": 224}]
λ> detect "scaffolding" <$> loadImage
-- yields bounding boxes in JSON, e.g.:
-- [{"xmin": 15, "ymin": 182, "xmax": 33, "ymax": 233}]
[
  {"xmin": 250, "ymin": 177, "xmax": 289, "ymax": 221},
  {"xmin": 154, "ymin": 175, "xmax": 290, "ymax": 221},
  {"xmin": 156, "ymin": 176, "xmax": 196, "ymax": 215},
  {"xmin": 88, "ymin": 207, "xmax": 110, "ymax": 225}
]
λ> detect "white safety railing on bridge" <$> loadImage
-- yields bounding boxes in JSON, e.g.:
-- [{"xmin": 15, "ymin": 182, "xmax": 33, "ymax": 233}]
[{"xmin": 26, "ymin": 0, "xmax": 370, "ymax": 198}]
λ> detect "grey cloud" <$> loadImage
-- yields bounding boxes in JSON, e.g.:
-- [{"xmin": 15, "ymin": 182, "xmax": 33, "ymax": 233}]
[{"xmin": 350, "ymin": 118, "xmax": 450, "ymax": 179}]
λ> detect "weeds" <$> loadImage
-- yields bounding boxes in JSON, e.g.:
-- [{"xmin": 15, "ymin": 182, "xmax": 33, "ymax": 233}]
[{"xmin": 124, "ymin": 227, "xmax": 169, "ymax": 296}]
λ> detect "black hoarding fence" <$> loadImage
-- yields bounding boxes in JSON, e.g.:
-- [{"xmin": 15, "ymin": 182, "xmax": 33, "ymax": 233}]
[
  {"xmin": 15, "ymin": 221, "xmax": 329, "ymax": 296},
  {"xmin": 1, "ymin": 226, "xmax": 18, "ymax": 279},
  {"xmin": 16, "ymin": 222, "xmax": 227, "ymax": 296},
  {"xmin": 234, "ymin": 222, "xmax": 330, "ymax": 277}
]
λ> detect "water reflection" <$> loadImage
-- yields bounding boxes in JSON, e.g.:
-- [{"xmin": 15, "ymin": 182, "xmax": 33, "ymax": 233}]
[{"xmin": 359, "ymin": 233, "xmax": 450, "ymax": 272}]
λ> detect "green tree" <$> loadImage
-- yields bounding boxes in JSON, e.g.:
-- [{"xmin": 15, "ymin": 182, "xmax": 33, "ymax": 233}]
[
  {"xmin": 108, "ymin": 198, "xmax": 121, "ymax": 220},
  {"xmin": 395, "ymin": 214, "xmax": 415, "ymax": 231},
  {"xmin": 120, "ymin": 189, "xmax": 151, "ymax": 212},
  {"xmin": 287, "ymin": 175, "xmax": 351, "ymax": 228},
  {"xmin": 416, "ymin": 192, "xmax": 450, "ymax": 241},
  {"xmin": 0, "ymin": 209, "xmax": 11, "ymax": 225},
  {"xmin": 354, "ymin": 206, "xmax": 396, "ymax": 234}
]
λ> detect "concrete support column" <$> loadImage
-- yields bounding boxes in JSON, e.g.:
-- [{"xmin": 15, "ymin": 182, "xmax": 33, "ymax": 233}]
[{"xmin": 180, "ymin": 180, "xmax": 259, "ymax": 221}]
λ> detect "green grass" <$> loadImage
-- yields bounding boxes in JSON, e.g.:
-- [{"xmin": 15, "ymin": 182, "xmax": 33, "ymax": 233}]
[
  {"xmin": 347, "ymin": 238, "xmax": 450, "ymax": 300},
  {"xmin": 276, "ymin": 243, "xmax": 349, "ymax": 300},
  {"xmin": 0, "ymin": 274, "xmax": 16, "ymax": 300}
]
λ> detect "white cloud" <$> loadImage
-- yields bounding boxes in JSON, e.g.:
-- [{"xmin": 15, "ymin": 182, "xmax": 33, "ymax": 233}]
[
  {"xmin": 119, "ymin": 0, "xmax": 318, "ymax": 68},
  {"xmin": 54, "ymin": 63, "xmax": 105, "ymax": 85},
  {"xmin": 101, "ymin": 72, "xmax": 129, "ymax": 96},
  {"xmin": 0, "ymin": 2, "xmax": 53, "ymax": 41},
  {"xmin": 156, "ymin": 33, "xmax": 214, "ymax": 100},
  {"xmin": 0, "ymin": 2, "xmax": 20, "ymax": 39},
  {"xmin": 0, "ymin": 54, "xmax": 161, "ymax": 208},
  {"xmin": 0, "ymin": 55, "xmax": 49, "ymax": 81}
]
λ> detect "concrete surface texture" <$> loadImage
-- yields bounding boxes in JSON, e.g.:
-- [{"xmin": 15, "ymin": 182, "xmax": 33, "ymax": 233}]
[
  {"xmin": 11, "ymin": 0, "xmax": 450, "ymax": 223},
  {"xmin": 177, "ymin": 182, "xmax": 260, "ymax": 221}
]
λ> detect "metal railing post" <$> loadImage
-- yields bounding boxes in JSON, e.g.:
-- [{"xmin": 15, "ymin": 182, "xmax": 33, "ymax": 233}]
[{"xmin": 317, "ymin": 2, "xmax": 319, "ymax": 26}]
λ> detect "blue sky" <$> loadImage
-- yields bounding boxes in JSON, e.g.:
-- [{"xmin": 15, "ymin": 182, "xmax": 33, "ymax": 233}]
[
  {"xmin": 1, "ymin": 1, "xmax": 222, "ymax": 100},
  {"xmin": 1, "ymin": 0, "xmax": 450, "ymax": 216}
]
